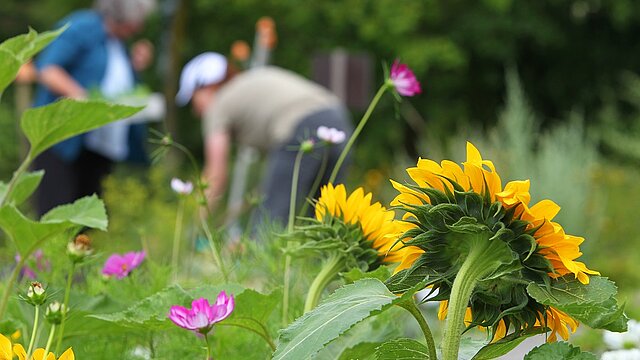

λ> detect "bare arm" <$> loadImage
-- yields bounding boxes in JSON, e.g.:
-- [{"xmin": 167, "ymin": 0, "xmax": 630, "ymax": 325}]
[
  {"xmin": 203, "ymin": 130, "xmax": 231, "ymax": 212},
  {"xmin": 38, "ymin": 66, "xmax": 87, "ymax": 99}
]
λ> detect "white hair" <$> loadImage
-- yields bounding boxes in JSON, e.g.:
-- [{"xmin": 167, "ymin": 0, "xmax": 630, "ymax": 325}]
[{"xmin": 95, "ymin": 0, "xmax": 156, "ymax": 24}]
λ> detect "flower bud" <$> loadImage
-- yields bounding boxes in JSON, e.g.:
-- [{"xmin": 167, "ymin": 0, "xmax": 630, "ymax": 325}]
[
  {"xmin": 26, "ymin": 281, "xmax": 46, "ymax": 306},
  {"xmin": 300, "ymin": 139, "xmax": 315, "ymax": 154},
  {"xmin": 45, "ymin": 301, "xmax": 67, "ymax": 325},
  {"xmin": 67, "ymin": 234, "xmax": 93, "ymax": 263}
]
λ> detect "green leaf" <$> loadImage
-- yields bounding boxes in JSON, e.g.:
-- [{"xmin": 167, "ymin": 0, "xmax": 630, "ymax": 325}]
[
  {"xmin": 524, "ymin": 341, "xmax": 597, "ymax": 360},
  {"xmin": 0, "ymin": 27, "xmax": 66, "ymax": 63},
  {"xmin": 0, "ymin": 49, "xmax": 21, "ymax": 96},
  {"xmin": 89, "ymin": 284, "xmax": 247, "ymax": 331},
  {"xmin": 342, "ymin": 266, "xmax": 392, "ymax": 284},
  {"xmin": 41, "ymin": 194, "xmax": 107, "ymax": 231},
  {"xmin": 0, "ymin": 170, "xmax": 44, "ymax": 206},
  {"xmin": 0, "ymin": 205, "xmax": 69, "ymax": 255},
  {"xmin": 338, "ymin": 342, "xmax": 380, "ymax": 360},
  {"xmin": 374, "ymin": 338, "xmax": 431, "ymax": 360},
  {"xmin": 216, "ymin": 288, "xmax": 280, "ymax": 341},
  {"xmin": 273, "ymin": 278, "xmax": 419, "ymax": 360},
  {"xmin": 21, "ymin": 99, "xmax": 142, "ymax": 159},
  {"xmin": 471, "ymin": 327, "xmax": 548, "ymax": 360},
  {"xmin": 527, "ymin": 276, "xmax": 628, "ymax": 332}
]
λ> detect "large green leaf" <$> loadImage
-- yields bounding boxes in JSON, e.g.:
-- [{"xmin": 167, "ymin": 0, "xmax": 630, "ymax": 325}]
[
  {"xmin": 21, "ymin": 99, "xmax": 141, "ymax": 159},
  {"xmin": 338, "ymin": 342, "xmax": 381, "ymax": 360},
  {"xmin": 273, "ymin": 278, "xmax": 418, "ymax": 360},
  {"xmin": 0, "ymin": 170, "xmax": 44, "ymax": 206},
  {"xmin": 0, "ymin": 27, "xmax": 66, "ymax": 63},
  {"xmin": 215, "ymin": 288, "xmax": 280, "ymax": 342},
  {"xmin": 527, "ymin": 276, "xmax": 628, "ymax": 332},
  {"xmin": 41, "ymin": 194, "xmax": 107, "ymax": 230},
  {"xmin": 0, "ymin": 49, "xmax": 21, "ymax": 96},
  {"xmin": 471, "ymin": 327, "xmax": 548, "ymax": 360},
  {"xmin": 524, "ymin": 341, "xmax": 597, "ymax": 360},
  {"xmin": 374, "ymin": 338, "xmax": 431, "ymax": 360},
  {"xmin": 0, "ymin": 195, "xmax": 107, "ymax": 255}
]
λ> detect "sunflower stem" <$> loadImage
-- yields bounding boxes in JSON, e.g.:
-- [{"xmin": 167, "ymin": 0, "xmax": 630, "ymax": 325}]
[
  {"xmin": 304, "ymin": 254, "xmax": 345, "ymax": 312},
  {"xmin": 399, "ymin": 300, "xmax": 437, "ymax": 360},
  {"xmin": 26, "ymin": 305, "xmax": 40, "ymax": 359},
  {"xmin": 54, "ymin": 261, "xmax": 75, "ymax": 354},
  {"xmin": 328, "ymin": 83, "xmax": 390, "ymax": 184},
  {"xmin": 282, "ymin": 149, "xmax": 305, "ymax": 325},
  {"xmin": 441, "ymin": 231, "xmax": 504, "ymax": 360},
  {"xmin": 171, "ymin": 197, "xmax": 186, "ymax": 283}
]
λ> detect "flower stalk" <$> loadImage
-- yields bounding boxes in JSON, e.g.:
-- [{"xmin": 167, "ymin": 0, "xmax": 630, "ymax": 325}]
[
  {"xmin": 398, "ymin": 300, "xmax": 437, "ymax": 360},
  {"xmin": 328, "ymin": 83, "xmax": 390, "ymax": 184},
  {"xmin": 303, "ymin": 254, "xmax": 345, "ymax": 312},
  {"xmin": 282, "ymin": 148, "xmax": 305, "ymax": 325},
  {"xmin": 43, "ymin": 324, "xmax": 56, "ymax": 359},
  {"xmin": 171, "ymin": 197, "xmax": 186, "ymax": 283},
  {"xmin": 54, "ymin": 262, "xmax": 75, "ymax": 354},
  {"xmin": 26, "ymin": 305, "xmax": 40, "ymax": 359}
]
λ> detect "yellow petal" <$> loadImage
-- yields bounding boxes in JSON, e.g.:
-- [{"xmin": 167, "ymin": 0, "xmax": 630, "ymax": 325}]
[
  {"xmin": 58, "ymin": 348, "xmax": 75, "ymax": 360},
  {"xmin": 0, "ymin": 334, "xmax": 11, "ymax": 360},
  {"xmin": 13, "ymin": 344, "xmax": 26, "ymax": 360},
  {"xmin": 32, "ymin": 348, "xmax": 45, "ymax": 360}
]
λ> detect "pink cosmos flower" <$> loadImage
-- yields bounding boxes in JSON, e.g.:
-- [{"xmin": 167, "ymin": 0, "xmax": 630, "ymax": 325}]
[
  {"xmin": 15, "ymin": 249, "xmax": 50, "ymax": 280},
  {"xmin": 317, "ymin": 126, "xmax": 346, "ymax": 144},
  {"xmin": 171, "ymin": 178, "xmax": 194, "ymax": 195},
  {"xmin": 389, "ymin": 60, "xmax": 421, "ymax": 97},
  {"xmin": 102, "ymin": 251, "xmax": 146, "ymax": 279},
  {"xmin": 168, "ymin": 291, "xmax": 235, "ymax": 334}
]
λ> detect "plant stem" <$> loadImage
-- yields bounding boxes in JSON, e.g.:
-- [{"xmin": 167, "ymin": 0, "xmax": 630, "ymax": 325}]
[
  {"xmin": 54, "ymin": 262, "xmax": 76, "ymax": 354},
  {"xmin": 304, "ymin": 254, "xmax": 344, "ymax": 313},
  {"xmin": 0, "ymin": 255, "xmax": 25, "ymax": 319},
  {"xmin": 26, "ymin": 305, "xmax": 40, "ymax": 358},
  {"xmin": 298, "ymin": 147, "xmax": 328, "ymax": 218},
  {"xmin": 204, "ymin": 332, "xmax": 212, "ymax": 360},
  {"xmin": 200, "ymin": 215, "xmax": 229, "ymax": 283},
  {"xmin": 171, "ymin": 197, "xmax": 186, "ymax": 283},
  {"xmin": 282, "ymin": 149, "xmax": 304, "ymax": 326},
  {"xmin": 43, "ymin": 324, "xmax": 56, "ymax": 359},
  {"xmin": 441, "ymin": 231, "xmax": 501, "ymax": 360},
  {"xmin": 328, "ymin": 84, "xmax": 389, "ymax": 184},
  {"xmin": 0, "ymin": 157, "xmax": 31, "ymax": 206},
  {"xmin": 399, "ymin": 301, "xmax": 437, "ymax": 360}
]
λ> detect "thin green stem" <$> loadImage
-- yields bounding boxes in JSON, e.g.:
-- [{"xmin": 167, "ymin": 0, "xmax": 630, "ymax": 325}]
[
  {"xmin": 399, "ymin": 301, "xmax": 437, "ymax": 360},
  {"xmin": 171, "ymin": 197, "xmax": 186, "ymax": 283},
  {"xmin": 282, "ymin": 149, "xmax": 305, "ymax": 326},
  {"xmin": 298, "ymin": 148, "xmax": 328, "ymax": 218},
  {"xmin": 43, "ymin": 324, "xmax": 56, "ymax": 359},
  {"xmin": 0, "ymin": 255, "xmax": 25, "ymax": 319},
  {"xmin": 26, "ymin": 305, "xmax": 40, "ymax": 358},
  {"xmin": 204, "ymin": 332, "xmax": 212, "ymax": 360},
  {"xmin": 303, "ymin": 254, "xmax": 345, "ymax": 313},
  {"xmin": 200, "ymin": 215, "xmax": 229, "ymax": 283},
  {"xmin": 0, "ymin": 156, "xmax": 31, "ymax": 206},
  {"xmin": 328, "ymin": 84, "xmax": 389, "ymax": 184},
  {"xmin": 54, "ymin": 262, "xmax": 75, "ymax": 354}
]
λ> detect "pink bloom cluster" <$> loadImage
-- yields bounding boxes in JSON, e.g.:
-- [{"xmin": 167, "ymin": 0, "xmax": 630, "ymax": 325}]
[
  {"xmin": 389, "ymin": 60, "xmax": 421, "ymax": 97},
  {"xmin": 102, "ymin": 251, "xmax": 146, "ymax": 279},
  {"xmin": 169, "ymin": 291, "xmax": 235, "ymax": 334},
  {"xmin": 171, "ymin": 178, "xmax": 194, "ymax": 195},
  {"xmin": 316, "ymin": 126, "xmax": 346, "ymax": 144}
]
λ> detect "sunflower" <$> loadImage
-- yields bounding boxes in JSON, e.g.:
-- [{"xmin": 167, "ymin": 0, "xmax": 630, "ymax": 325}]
[
  {"xmin": 315, "ymin": 183, "xmax": 416, "ymax": 264},
  {"xmin": 387, "ymin": 142, "xmax": 599, "ymax": 343},
  {"xmin": 0, "ymin": 333, "xmax": 74, "ymax": 360}
]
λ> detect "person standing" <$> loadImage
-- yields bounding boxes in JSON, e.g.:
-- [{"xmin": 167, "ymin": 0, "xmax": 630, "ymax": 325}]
[
  {"xmin": 33, "ymin": 0, "xmax": 157, "ymax": 215},
  {"xmin": 176, "ymin": 52, "xmax": 353, "ymax": 228}
]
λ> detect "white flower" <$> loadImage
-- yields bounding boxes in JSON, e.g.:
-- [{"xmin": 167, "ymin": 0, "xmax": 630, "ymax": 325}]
[
  {"xmin": 604, "ymin": 319, "xmax": 640, "ymax": 349},
  {"xmin": 171, "ymin": 178, "xmax": 194, "ymax": 195},
  {"xmin": 317, "ymin": 126, "xmax": 346, "ymax": 145},
  {"xmin": 601, "ymin": 349, "xmax": 640, "ymax": 360}
]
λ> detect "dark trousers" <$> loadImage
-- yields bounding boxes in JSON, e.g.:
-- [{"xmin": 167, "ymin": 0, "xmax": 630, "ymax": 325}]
[
  {"xmin": 34, "ymin": 149, "xmax": 113, "ymax": 216},
  {"xmin": 257, "ymin": 106, "xmax": 353, "ymax": 227}
]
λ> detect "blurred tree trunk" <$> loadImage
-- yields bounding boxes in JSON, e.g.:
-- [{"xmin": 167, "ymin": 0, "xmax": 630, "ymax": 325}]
[{"xmin": 162, "ymin": 0, "xmax": 187, "ymax": 141}]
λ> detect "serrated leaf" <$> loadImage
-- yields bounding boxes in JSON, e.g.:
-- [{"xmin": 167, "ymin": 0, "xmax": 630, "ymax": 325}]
[
  {"xmin": 524, "ymin": 341, "xmax": 597, "ymax": 360},
  {"xmin": 342, "ymin": 266, "xmax": 392, "ymax": 284},
  {"xmin": 338, "ymin": 342, "xmax": 380, "ymax": 360},
  {"xmin": 471, "ymin": 327, "xmax": 548, "ymax": 360},
  {"xmin": 527, "ymin": 276, "xmax": 628, "ymax": 332},
  {"xmin": 374, "ymin": 338, "xmax": 431, "ymax": 360},
  {"xmin": 0, "ymin": 205, "xmax": 69, "ymax": 255},
  {"xmin": 21, "ymin": 99, "xmax": 141, "ymax": 159},
  {"xmin": 0, "ymin": 27, "xmax": 66, "ymax": 63},
  {"xmin": 0, "ymin": 49, "xmax": 21, "ymax": 95},
  {"xmin": 0, "ymin": 170, "xmax": 44, "ymax": 206},
  {"xmin": 41, "ymin": 194, "xmax": 107, "ymax": 230},
  {"xmin": 273, "ymin": 278, "xmax": 419, "ymax": 360}
]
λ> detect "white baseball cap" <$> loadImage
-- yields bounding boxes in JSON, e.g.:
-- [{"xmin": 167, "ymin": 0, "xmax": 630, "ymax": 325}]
[{"xmin": 175, "ymin": 52, "xmax": 227, "ymax": 106}]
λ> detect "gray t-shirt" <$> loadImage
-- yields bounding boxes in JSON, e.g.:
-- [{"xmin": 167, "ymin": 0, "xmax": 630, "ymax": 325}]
[{"xmin": 203, "ymin": 66, "xmax": 340, "ymax": 151}]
